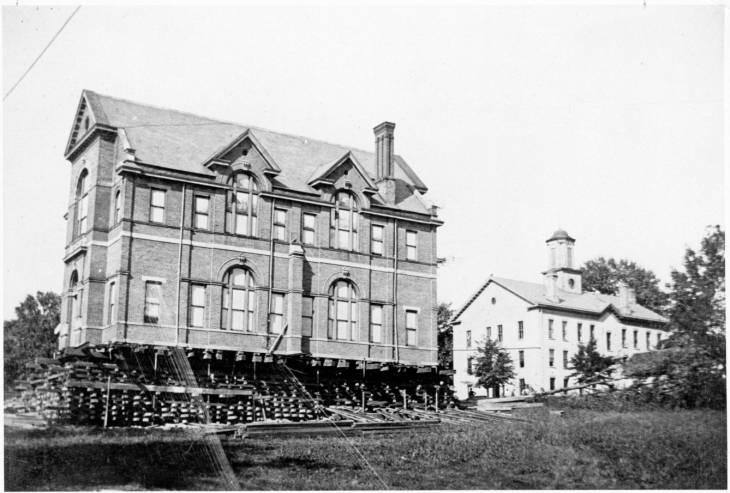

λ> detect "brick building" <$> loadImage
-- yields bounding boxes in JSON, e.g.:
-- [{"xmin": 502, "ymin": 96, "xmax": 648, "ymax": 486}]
[
  {"xmin": 451, "ymin": 230, "xmax": 668, "ymax": 398},
  {"xmin": 57, "ymin": 90, "xmax": 442, "ymax": 368}
]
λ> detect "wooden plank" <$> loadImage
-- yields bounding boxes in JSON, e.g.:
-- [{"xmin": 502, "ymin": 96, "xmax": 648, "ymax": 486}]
[{"xmin": 64, "ymin": 379, "xmax": 254, "ymax": 396}]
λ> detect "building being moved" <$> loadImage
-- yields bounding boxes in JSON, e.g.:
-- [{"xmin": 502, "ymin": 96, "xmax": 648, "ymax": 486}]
[
  {"xmin": 47, "ymin": 91, "xmax": 446, "ymax": 426},
  {"xmin": 450, "ymin": 230, "xmax": 668, "ymax": 399}
]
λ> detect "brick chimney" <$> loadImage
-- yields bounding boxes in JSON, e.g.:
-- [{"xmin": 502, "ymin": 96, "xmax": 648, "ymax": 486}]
[{"xmin": 374, "ymin": 122, "xmax": 395, "ymax": 180}]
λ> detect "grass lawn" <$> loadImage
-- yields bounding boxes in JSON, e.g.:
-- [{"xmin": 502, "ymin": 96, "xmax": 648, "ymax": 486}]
[{"xmin": 5, "ymin": 407, "xmax": 726, "ymax": 490}]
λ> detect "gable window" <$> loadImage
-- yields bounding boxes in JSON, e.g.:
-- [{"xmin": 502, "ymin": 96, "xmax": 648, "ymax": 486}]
[
  {"xmin": 466, "ymin": 330, "xmax": 472, "ymax": 348},
  {"xmin": 149, "ymin": 188, "xmax": 166, "ymax": 223},
  {"xmin": 114, "ymin": 190, "xmax": 122, "ymax": 224},
  {"xmin": 371, "ymin": 224, "xmax": 384, "ymax": 255},
  {"xmin": 143, "ymin": 281, "xmax": 162, "ymax": 324},
  {"xmin": 562, "ymin": 321, "xmax": 568, "ymax": 341},
  {"xmin": 274, "ymin": 208, "xmax": 287, "ymax": 241},
  {"xmin": 370, "ymin": 304, "xmax": 383, "ymax": 343},
  {"xmin": 328, "ymin": 279, "xmax": 358, "ymax": 340},
  {"xmin": 577, "ymin": 323, "xmax": 582, "ymax": 342},
  {"xmin": 226, "ymin": 172, "xmax": 259, "ymax": 236},
  {"xmin": 302, "ymin": 213, "xmax": 316, "ymax": 245},
  {"xmin": 107, "ymin": 281, "xmax": 116, "ymax": 325},
  {"xmin": 563, "ymin": 350, "xmax": 569, "ymax": 369},
  {"xmin": 302, "ymin": 296, "xmax": 314, "ymax": 337},
  {"xmin": 548, "ymin": 319, "xmax": 554, "ymax": 339},
  {"xmin": 497, "ymin": 325, "xmax": 503, "ymax": 343},
  {"xmin": 549, "ymin": 349, "xmax": 555, "ymax": 367},
  {"xmin": 75, "ymin": 170, "xmax": 89, "ymax": 236},
  {"xmin": 190, "ymin": 284, "xmax": 206, "ymax": 328},
  {"xmin": 406, "ymin": 310, "xmax": 418, "ymax": 346},
  {"xmin": 221, "ymin": 267, "xmax": 256, "ymax": 331},
  {"xmin": 194, "ymin": 196, "xmax": 210, "ymax": 229},
  {"xmin": 330, "ymin": 191, "xmax": 358, "ymax": 251},
  {"xmin": 606, "ymin": 332, "xmax": 612, "ymax": 351},
  {"xmin": 406, "ymin": 230, "xmax": 417, "ymax": 261},
  {"xmin": 519, "ymin": 350, "xmax": 525, "ymax": 368},
  {"xmin": 270, "ymin": 293, "xmax": 285, "ymax": 334},
  {"xmin": 633, "ymin": 330, "xmax": 638, "ymax": 349},
  {"xmin": 518, "ymin": 321, "xmax": 524, "ymax": 340}
]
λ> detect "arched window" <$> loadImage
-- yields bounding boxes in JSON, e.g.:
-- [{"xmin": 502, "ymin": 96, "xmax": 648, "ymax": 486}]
[
  {"xmin": 114, "ymin": 190, "xmax": 122, "ymax": 224},
  {"xmin": 67, "ymin": 270, "xmax": 79, "ymax": 324},
  {"xmin": 330, "ymin": 191, "xmax": 358, "ymax": 251},
  {"xmin": 221, "ymin": 267, "xmax": 256, "ymax": 331},
  {"xmin": 226, "ymin": 172, "xmax": 259, "ymax": 236},
  {"xmin": 328, "ymin": 279, "xmax": 358, "ymax": 340},
  {"xmin": 75, "ymin": 170, "xmax": 89, "ymax": 236}
]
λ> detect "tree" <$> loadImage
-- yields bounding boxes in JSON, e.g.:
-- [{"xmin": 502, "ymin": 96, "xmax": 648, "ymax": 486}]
[
  {"xmin": 473, "ymin": 338, "xmax": 514, "ymax": 394},
  {"xmin": 437, "ymin": 302, "xmax": 454, "ymax": 370},
  {"xmin": 569, "ymin": 336, "xmax": 617, "ymax": 386},
  {"xmin": 582, "ymin": 257, "xmax": 669, "ymax": 314},
  {"xmin": 4, "ymin": 291, "xmax": 60, "ymax": 389},
  {"xmin": 624, "ymin": 226, "xmax": 725, "ymax": 408}
]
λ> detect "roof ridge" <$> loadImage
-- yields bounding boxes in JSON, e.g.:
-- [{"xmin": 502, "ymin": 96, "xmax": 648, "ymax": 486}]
[
  {"xmin": 451, "ymin": 276, "xmax": 493, "ymax": 323},
  {"xmin": 82, "ymin": 89, "xmax": 384, "ymax": 158}
]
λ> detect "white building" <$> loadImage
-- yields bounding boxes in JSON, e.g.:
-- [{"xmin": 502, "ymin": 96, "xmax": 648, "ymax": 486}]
[{"xmin": 451, "ymin": 229, "xmax": 669, "ymax": 399}]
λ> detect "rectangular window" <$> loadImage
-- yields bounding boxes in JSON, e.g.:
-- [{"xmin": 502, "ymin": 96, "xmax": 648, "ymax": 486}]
[
  {"xmin": 150, "ymin": 189, "xmax": 165, "ymax": 223},
  {"xmin": 633, "ymin": 330, "xmax": 638, "ymax": 349},
  {"xmin": 194, "ymin": 196, "xmax": 209, "ymax": 229},
  {"xmin": 190, "ymin": 284, "xmax": 206, "ymax": 328},
  {"xmin": 107, "ymin": 281, "xmax": 116, "ymax": 325},
  {"xmin": 549, "ymin": 349, "xmax": 555, "ymax": 367},
  {"xmin": 606, "ymin": 332, "xmax": 612, "ymax": 351},
  {"xmin": 302, "ymin": 213, "xmax": 316, "ymax": 245},
  {"xmin": 370, "ymin": 304, "xmax": 383, "ymax": 343},
  {"xmin": 646, "ymin": 331, "xmax": 651, "ymax": 350},
  {"xmin": 466, "ymin": 330, "xmax": 472, "ymax": 348},
  {"xmin": 518, "ymin": 321, "xmax": 524, "ymax": 340},
  {"xmin": 590, "ymin": 324, "xmax": 595, "ymax": 341},
  {"xmin": 519, "ymin": 350, "xmax": 525, "ymax": 368},
  {"xmin": 227, "ymin": 190, "xmax": 258, "ymax": 236},
  {"xmin": 622, "ymin": 328, "xmax": 627, "ymax": 348},
  {"xmin": 577, "ymin": 323, "xmax": 582, "ymax": 342},
  {"xmin": 467, "ymin": 357, "xmax": 473, "ymax": 375},
  {"xmin": 406, "ymin": 230, "xmax": 417, "ymax": 261},
  {"xmin": 406, "ymin": 310, "xmax": 417, "ymax": 346},
  {"xmin": 302, "ymin": 296, "xmax": 314, "ymax": 337},
  {"xmin": 486, "ymin": 326, "xmax": 491, "ymax": 340},
  {"xmin": 371, "ymin": 224, "xmax": 384, "ymax": 255},
  {"xmin": 563, "ymin": 350, "xmax": 569, "ymax": 369},
  {"xmin": 77, "ymin": 194, "xmax": 88, "ymax": 234},
  {"xmin": 143, "ymin": 281, "xmax": 162, "ymax": 324},
  {"xmin": 519, "ymin": 378, "xmax": 526, "ymax": 392},
  {"xmin": 548, "ymin": 319, "xmax": 554, "ymax": 339},
  {"xmin": 274, "ymin": 208, "xmax": 287, "ymax": 241},
  {"xmin": 550, "ymin": 377, "xmax": 555, "ymax": 391},
  {"xmin": 563, "ymin": 377, "xmax": 569, "ymax": 389},
  {"xmin": 562, "ymin": 321, "xmax": 567, "ymax": 341},
  {"xmin": 656, "ymin": 332, "xmax": 661, "ymax": 347},
  {"xmin": 270, "ymin": 293, "xmax": 285, "ymax": 334},
  {"xmin": 498, "ymin": 325, "xmax": 503, "ymax": 343}
]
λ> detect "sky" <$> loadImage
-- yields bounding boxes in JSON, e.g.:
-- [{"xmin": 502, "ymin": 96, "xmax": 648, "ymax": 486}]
[{"xmin": 2, "ymin": 3, "xmax": 725, "ymax": 319}]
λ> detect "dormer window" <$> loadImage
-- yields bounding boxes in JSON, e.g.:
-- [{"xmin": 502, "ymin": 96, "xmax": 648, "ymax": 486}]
[
  {"xmin": 84, "ymin": 116, "xmax": 90, "ymax": 132},
  {"xmin": 330, "ymin": 190, "xmax": 358, "ymax": 251},
  {"xmin": 226, "ymin": 172, "xmax": 259, "ymax": 236}
]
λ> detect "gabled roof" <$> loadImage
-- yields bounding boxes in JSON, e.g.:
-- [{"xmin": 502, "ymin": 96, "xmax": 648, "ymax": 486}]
[
  {"xmin": 307, "ymin": 151, "xmax": 378, "ymax": 192},
  {"xmin": 452, "ymin": 276, "xmax": 668, "ymax": 325},
  {"xmin": 202, "ymin": 128, "xmax": 282, "ymax": 175},
  {"xmin": 67, "ymin": 90, "xmax": 432, "ymax": 214}
]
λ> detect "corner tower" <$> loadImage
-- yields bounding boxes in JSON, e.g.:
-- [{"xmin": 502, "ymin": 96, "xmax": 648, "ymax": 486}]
[{"xmin": 543, "ymin": 229, "xmax": 582, "ymax": 294}]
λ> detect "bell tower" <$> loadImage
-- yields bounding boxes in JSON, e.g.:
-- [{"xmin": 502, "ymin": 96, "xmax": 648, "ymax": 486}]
[{"xmin": 543, "ymin": 229, "xmax": 582, "ymax": 294}]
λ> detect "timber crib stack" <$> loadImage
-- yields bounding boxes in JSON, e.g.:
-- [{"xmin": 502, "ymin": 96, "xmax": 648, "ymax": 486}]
[{"xmin": 18, "ymin": 360, "xmax": 321, "ymax": 427}]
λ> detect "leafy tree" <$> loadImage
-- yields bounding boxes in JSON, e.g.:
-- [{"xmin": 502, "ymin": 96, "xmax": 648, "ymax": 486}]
[
  {"xmin": 570, "ymin": 336, "xmax": 617, "ymax": 386},
  {"xmin": 624, "ymin": 226, "xmax": 725, "ymax": 408},
  {"xmin": 473, "ymin": 338, "xmax": 514, "ymax": 393},
  {"xmin": 582, "ymin": 257, "xmax": 669, "ymax": 314},
  {"xmin": 437, "ymin": 302, "xmax": 454, "ymax": 370},
  {"xmin": 4, "ymin": 291, "xmax": 60, "ymax": 389}
]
